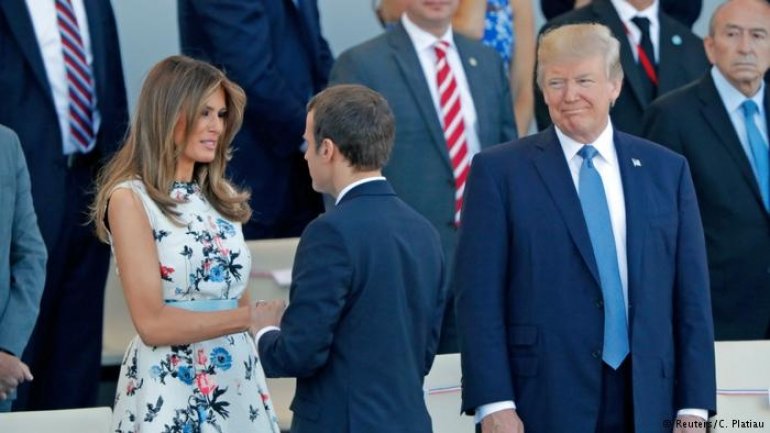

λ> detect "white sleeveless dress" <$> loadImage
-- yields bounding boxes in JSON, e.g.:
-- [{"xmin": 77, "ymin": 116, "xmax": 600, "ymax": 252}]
[{"xmin": 110, "ymin": 180, "xmax": 280, "ymax": 433}]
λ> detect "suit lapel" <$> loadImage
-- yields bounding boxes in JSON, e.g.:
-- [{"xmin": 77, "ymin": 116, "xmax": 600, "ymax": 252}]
[
  {"xmin": 614, "ymin": 133, "xmax": 645, "ymax": 326},
  {"xmin": 698, "ymin": 75, "xmax": 767, "ymax": 208},
  {"xmin": 389, "ymin": 24, "xmax": 452, "ymax": 169},
  {"xmin": 657, "ymin": 15, "xmax": 686, "ymax": 93},
  {"xmin": 0, "ymin": 0, "xmax": 53, "ymax": 101},
  {"xmin": 455, "ymin": 36, "xmax": 488, "ymax": 148},
  {"xmin": 532, "ymin": 128, "xmax": 601, "ymax": 287},
  {"xmin": 593, "ymin": 0, "xmax": 650, "ymax": 107}
]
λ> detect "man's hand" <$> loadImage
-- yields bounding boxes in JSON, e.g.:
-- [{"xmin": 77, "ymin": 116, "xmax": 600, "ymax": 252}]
[
  {"xmin": 0, "ymin": 351, "xmax": 33, "ymax": 400},
  {"xmin": 250, "ymin": 300, "xmax": 287, "ymax": 335},
  {"xmin": 673, "ymin": 415, "xmax": 707, "ymax": 433},
  {"xmin": 481, "ymin": 409, "xmax": 524, "ymax": 433}
]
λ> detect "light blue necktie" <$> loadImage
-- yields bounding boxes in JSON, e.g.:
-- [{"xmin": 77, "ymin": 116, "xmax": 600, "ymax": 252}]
[
  {"xmin": 578, "ymin": 145, "xmax": 629, "ymax": 369},
  {"xmin": 742, "ymin": 100, "xmax": 769, "ymax": 211}
]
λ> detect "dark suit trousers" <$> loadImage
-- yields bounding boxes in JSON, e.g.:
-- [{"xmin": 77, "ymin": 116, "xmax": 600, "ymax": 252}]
[
  {"xmin": 597, "ymin": 359, "xmax": 634, "ymax": 433},
  {"xmin": 14, "ymin": 157, "xmax": 110, "ymax": 410},
  {"xmin": 474, "ymin": 360, "xmax": 633, "ymax": 433}
]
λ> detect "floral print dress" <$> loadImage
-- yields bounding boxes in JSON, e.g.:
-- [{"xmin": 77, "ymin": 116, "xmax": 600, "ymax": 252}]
[
  {"xmin": 110, "ymin": 180, "xmax": 280, "ymax": 433},
  {"xmin": 482, "ymin": 0, "xmax": 515, "ymax": 69}
]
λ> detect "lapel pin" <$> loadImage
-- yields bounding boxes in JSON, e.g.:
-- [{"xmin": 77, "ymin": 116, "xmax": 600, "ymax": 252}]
[
  {"xmin": 632, "ymin": 158, "xmax": 642, "ymax": 167},
  {"xmin": 671, "ymin": 35, "xmax": 682, "ymax": 46},
  {"xmin": 469, "ymin": 57, "xmax": 478, "ymax": 67}
]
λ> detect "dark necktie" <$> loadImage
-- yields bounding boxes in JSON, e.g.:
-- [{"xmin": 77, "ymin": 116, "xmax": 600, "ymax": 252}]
[
  {"xmin": 630, "ymin": 16, "xmax": 657, "ymax": 101},
  {"xmin": 578, "ymin": 145, "xmax": 629, "ymax": 369}
]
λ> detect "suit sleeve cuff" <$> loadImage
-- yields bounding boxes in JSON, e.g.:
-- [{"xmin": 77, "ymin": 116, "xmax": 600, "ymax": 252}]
[
  {"xmin": 254, "ymin": 326, "xmax": 281, "ymax": 348},
  {"xmin": 677, "ymin": 409, "xmax": 708, "ymax": 420},
  {"xmin": 474, "ymin": 401, "xmax": 516, "ymax": 423}
]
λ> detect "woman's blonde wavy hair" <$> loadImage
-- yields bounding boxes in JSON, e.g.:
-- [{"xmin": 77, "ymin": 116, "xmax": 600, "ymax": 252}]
[{"xmin": 91, "ymin": 55, "xmax": 251, "ymax": 242}]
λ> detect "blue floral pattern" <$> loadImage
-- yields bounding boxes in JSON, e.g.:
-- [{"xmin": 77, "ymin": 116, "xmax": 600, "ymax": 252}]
[
  {"xmin": 483, "ymin": 0, "xmax": 515, "ymax": 69},
  {"xmin": 110, "ymin": 180, "xmax": 279, "ymax": 433}
]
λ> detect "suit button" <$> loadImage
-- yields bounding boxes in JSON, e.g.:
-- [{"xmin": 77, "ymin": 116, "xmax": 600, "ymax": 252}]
[
  {"xmin": 595, "ymin": 299, "xmax": 604, "ymax": 309},
  {"xmin": 592, "ymin": 349, "xmax": 602, "ymax": 359}
]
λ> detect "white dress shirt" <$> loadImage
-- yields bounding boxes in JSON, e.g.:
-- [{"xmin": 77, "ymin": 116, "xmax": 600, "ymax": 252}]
[
  {"xmin": 335, "ymin": 176, "xmax": 387, "ymax": 205},
  {"xmin": 710, "ymin": 66, "xmax": 769, "ymax": 177},
  {"xmin": 401, "ymin": 13, "xmax": 482, "ymax": 157},
  {"xmin": 26, "ymin": 0, "xmax": 100, "ymax": 155},
  {"xmin": 611, "ymin": 0, "xmax": 660, "ymax": 63},
  {"xmin": 476, "ymin": 120, "xmax": 707, "ymax": 422}
]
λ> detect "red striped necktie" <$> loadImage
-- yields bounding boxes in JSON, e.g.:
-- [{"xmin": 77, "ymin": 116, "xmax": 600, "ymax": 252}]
[
  {"xmin": 56, "ymin": 0, "xmax": 96, "ymax": 152},
  {"xmin": 434, "ymin": 40, "xmax": 470, "ymax": 226}
]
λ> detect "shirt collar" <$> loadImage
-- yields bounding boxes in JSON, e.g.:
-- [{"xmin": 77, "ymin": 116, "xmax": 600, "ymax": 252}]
[
  {"xmin": 611, "ymin": 0, "xmax": 659, "ymax": 26},
  {"xmin": 401, "ymin": 13, "xmax": 455, "ymax": 53},
  {"xmin": 335, "ymin": 176, "xmax": 387, "ymax": 205},
  {"xmin": 557, "ymin": 120, "xmax": 617, "ymax": 166},
  {"xmin": 710, "ymin": 66, "xmax": 766, "ymax": 115}
]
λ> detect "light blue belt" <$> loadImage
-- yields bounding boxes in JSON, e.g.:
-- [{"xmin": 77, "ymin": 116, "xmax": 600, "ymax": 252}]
[{"xmin": 165, "ymin": 299, "xmax": 238, "ymax": 312}]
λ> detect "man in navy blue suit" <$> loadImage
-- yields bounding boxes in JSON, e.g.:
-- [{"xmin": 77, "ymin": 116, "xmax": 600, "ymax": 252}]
[
  {"xmin": 0, "ymin": 0, "xmax": 128, "ymax": 410},
  {"xmin": 253, "ymin": 85, "xmax": 446, "ymax": 433},
  {"xmin": 178, "ymin": 0, "xmax": 334, "ymax": 240},
  {"xmin": 455, "ymin": 23, "xmax": 715, "ymax": 433}
]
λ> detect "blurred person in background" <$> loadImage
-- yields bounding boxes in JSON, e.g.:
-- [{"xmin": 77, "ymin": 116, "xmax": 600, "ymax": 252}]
[
  {"xmin": 0, "ymin": 125, "xmax": 47, "ymax": 412},
  {"xmin": 0, "ymin": 0, "xmax": 129, "ymax": 410},
  {"xmin": 178, "ymin": 0, "xmax": 334, "ymax": 240},
  {"xmin": 378, "ymin": 0, "xmax": 535, "ymax": 136},
  {"xmin": 644, "ymin": 0, "xmax": 770, "ymax": 340}
]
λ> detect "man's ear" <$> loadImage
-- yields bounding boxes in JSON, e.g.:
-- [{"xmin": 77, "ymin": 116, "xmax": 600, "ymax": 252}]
[{"xmin": 320, "ymin": 138, "xmax": 336, "ymax": 162}]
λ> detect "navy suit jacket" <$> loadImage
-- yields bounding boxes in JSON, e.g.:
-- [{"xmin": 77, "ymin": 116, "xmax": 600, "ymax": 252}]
[
  {"xmin": 0, "ymin": 0, "xmax": 128, "ymax": 249},
  {"xmin": 455, "ymin": 128, "xmax": 716, "ymax": 432},
  {"xmin": 179, "ymin": 0, "xmax": 333, "ymax": 238},
  {"xmin": 534, "ymin": 0, "xmax": 709, "ymax": 136},
  {"xmin": 0, "ymin": 125, "xmax": 46, "ymax": 358},
  {"xmin": 643, "ymin": 73, "xmax": 770, "ymax": 340},
  {"xmin": 258, "ymin": 180, "xmax": 445, "ymax": 433}
]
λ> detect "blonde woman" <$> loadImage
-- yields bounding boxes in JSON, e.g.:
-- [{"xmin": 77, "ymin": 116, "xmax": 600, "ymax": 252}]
[{"xmin": 92, "ymin": 56, "xmax": 280, "ymax": 433}]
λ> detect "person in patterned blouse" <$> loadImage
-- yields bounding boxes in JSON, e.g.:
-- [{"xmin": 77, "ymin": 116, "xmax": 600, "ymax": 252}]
[{"xmin": 91, "ymin": 55, "xmax": 281, "ymax": 433}]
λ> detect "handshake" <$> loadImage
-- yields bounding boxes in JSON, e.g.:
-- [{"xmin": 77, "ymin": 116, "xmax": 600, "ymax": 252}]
[{"xmin": 248, "ymin": 299, "xmax": 288, "ymax": 337}]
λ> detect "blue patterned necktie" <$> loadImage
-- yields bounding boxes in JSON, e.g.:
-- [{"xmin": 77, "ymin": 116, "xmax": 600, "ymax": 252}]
[
  {"xmin": 578, "ymin": 145, "xmax": 629, "ymax": 369},
  {"xmin": 742, "ymin": 100, "xmax": 769, "ymax": 211}
]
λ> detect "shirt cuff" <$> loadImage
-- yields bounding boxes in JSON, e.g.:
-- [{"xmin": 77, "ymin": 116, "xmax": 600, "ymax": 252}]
[
  {"xmin": 474, "ymin": 400, "xmax": 517, "ymax": 423},
  {"xmin": 677, "ymin": 409, "xmax": 708, "ymax": 420},
  {"xmin": 254, "ymin": 326, "xmax": 281, "ymax": 348}
]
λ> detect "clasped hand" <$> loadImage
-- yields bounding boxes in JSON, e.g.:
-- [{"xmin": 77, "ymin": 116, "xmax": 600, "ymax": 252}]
[
  {"xmin": 249, "ymin": 299, "xmax": 287, "ymax": 336},
  {"xmin": 0, "ymin": 351, "xmax": 33, "ymax": 401}
]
